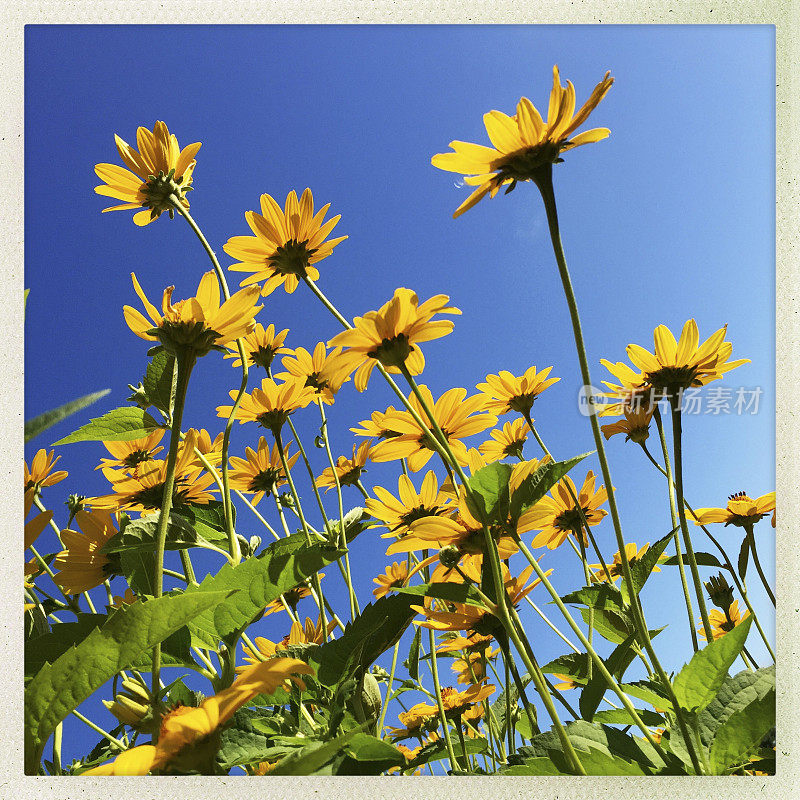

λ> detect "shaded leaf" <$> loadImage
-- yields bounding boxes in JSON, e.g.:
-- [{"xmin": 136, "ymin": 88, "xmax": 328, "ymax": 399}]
[
  {"xmin": 708, "ymin": 688, "xmax": 775, "ymax": 774},
  {"xmin": 540, "ymin": 652, "xmax": 589, "ymax": 684},
  {"xmin": 662, "ymin": 551, "xmax": 724, "ymax": 569},
  {"xmin": 509, "ymin": 452, "xmax": 590, "ymax": 521},
  {"xmin": 173, "ymin": 501, "xmax": 233, "ymax": 544},
  {"xmin": 53, "ymin": 406, "xmax": 163, "ymax": 445},
  {"xmin": 407, "ymin": 626, "xmax": 421, "ymax": 682},
  {"xmin": 622, "ymin": 529, "xmax": 675, "ymax": 603},
  {"xmin": 593, "ymin": 708, "xmax": 665, "ymax": 727},
  {"xmin": 394, "ymin": 581, "xmax": 488, "ymax": 609},
  {"xmin": 738, "ymin": 537, "xmax": 750, "ymax": 581},
  {"xmin": 270, "ymin": 730, "xmax": 359, "ymax": 775},
  {"xmin": 561, "ymin": 583, "xmax": 624, "ymax": 611},
  {"xmin": 406, "ymin": 737, "xmax": 487, "ymax": 769},
  {"xmin": 465, "ymin": 462, "xmax": 512, "ymax": 523},
  {"xmin": 142, "ymin": 350, "xmax": 175, "ymax": 414}
]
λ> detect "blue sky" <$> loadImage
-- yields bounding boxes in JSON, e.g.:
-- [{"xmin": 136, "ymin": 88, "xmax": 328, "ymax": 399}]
[{"xmin": 25, "ymin": 24, "xmax": 775, "ymax": 770}]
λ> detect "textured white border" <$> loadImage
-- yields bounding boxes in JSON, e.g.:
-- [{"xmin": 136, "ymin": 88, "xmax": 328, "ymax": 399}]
[{"xmin": 4, "ymin": 3, "xmax": 798, "ymax": 798}]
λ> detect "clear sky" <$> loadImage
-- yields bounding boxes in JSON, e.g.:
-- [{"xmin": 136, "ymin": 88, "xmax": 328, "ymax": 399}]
[{"xmin": 25, "ymin": 24, "xmax": 775, "ymax": 769}]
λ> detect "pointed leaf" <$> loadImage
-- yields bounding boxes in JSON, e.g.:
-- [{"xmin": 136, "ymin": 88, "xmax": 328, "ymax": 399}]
[
  {"xmin": 407, "ymin": 626, "xmax": 422, "ymax": 682},
  {"xmin": 465, "ymin": 462, "xmax": 512, "ymax": 522},
  {"xmin": 662, "ymin": 551, "xmax": 724, "ymax": 569},
  {"xmin": 141, "ymin": 350, "xmax": 175, "ymax": 413},
  {"xmin": 707, "ymin": 688, "xmax": 775, "ymax": 774},
  {"xmin": 737, "ymin": 536, "xmax": 750, "ymax": 581},
  {"xmin": 52, "ymin": 406, "xmax": 163, "ymax": 445},
  {"xmin": 509, "ymin": 452, "xmax": 591, "ymax": 521},
  {"xmin": 394, "ymin": 581, "xmax": 489, "ymax": 609}
]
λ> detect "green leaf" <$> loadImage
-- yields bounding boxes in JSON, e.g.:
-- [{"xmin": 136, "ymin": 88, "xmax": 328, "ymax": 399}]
[
  {"xmin": 707, "ymin": 688, "xmax": 775, "ymax": 774},
  {"xmin": 540, "ymin": 652, "xmax": 589, "ymax": 684},
  {"xmin": 119, "ymin": 548, "xmax": 156, "ymax": 596},
  {"xmin": 561, "ymin": 583, "xmax": 624, "ymax": 611},
  {"xmin": 25, "ymin": 390, "xmax": 111, "ymax": 444},
  {"xmin": 340, "ymin": 733, "xmax": 404, "ymax": 771},
  {"xmin": 216, "ymin": 708, "xmax": 280, "ymax": 770},
  {"xmin": 52, "ymin": 406, "xmax": 163, "ymax": 445},
  {"xmin": 672, "ymin": 616, "xmax": 753, "ymax": 712},
  {"xmin": 142, "ymin": 350, "xmax": 175, "ymax": 413},
  {"xmin": 173, "ymin": 501, "xmax": 233, "ymax": 544},
  {"xmin": 697, "ymin": 665, "xmax": 775, "ymax": 748},
  {"xmin": 617, "ymin": 680, "xmax": 672, "ymax": 712},
  {"xmin": 25, "ymin": 614, "xmax": 107, "ymax": 677},
  {"xmin": 309, "ymin": 594, "xmax": 417, "ymax": 687},
  {"xmin": 574, "ymin": 748, "xmax": 647, "ymax": 775},
  {"xmin": 270, "ymin": 730, "xmax": 360, "ymax": 775},
  {"xmin": 622, "ymin": 529, "xmax": 675, "ymax": 603},
  {"xmin": 102, "ymin": 513, "xmax": 201, "ymax": 554},
  {"xmin": 465, "ymin": 462, "xmax": 512, "ymax": 522},
  {"xmin": 184, "ymin": 533, "xmax": 345, "ymax": 650},
  {"xmin": 509, "ymin": 452, "xmax": 591, "ymax": 521},
  {"xmin": 394, "ymin": 581, "xmax": 489, "ymax": 609},
  {"xmin": 406, "ymin": 737, "xmax": 488, "ymax": 769},
  {"xmin": 661, "ymin": 551, "xmax": 724, "ymax": 569},
  {"xmin": 579, "ymin": 607, "xmax": 633, "ymax": 645},
  {"xmin": 24, "ymin": 590, "xmax": 229, "ymax": 773},
  {"xmin": 737, "ymin": 536, "xmax": 750, "ymax": 581},
  {"xmin": 407, "ymin": 625, "xmax": 422, "ymax": 682},
  {"xmin": 501, "ymin": 757, "xmax": 565, "ymax": 775},
  {"xmin": 593, "ymin": 708, "xmax": 665, "ymax": 727},
  {"xmin": 579, "ymin": 633, "xmax": 640, "ymax": 721}
]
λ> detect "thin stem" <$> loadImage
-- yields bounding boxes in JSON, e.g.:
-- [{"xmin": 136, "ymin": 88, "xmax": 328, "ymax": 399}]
[
  {"xmin": 179, "ymin": 549, "xmax": 198, "ymax": 586},
  {"xmin": 744, "ymin": 522, "xmax": 775, "ymax": 606},
  {"xmin": 669, "ymin": 397, "xmax": 714, "ymax": 642},
  {"xmin": 235, "ymin": 490, "xmax": 281, "ymax": 541},
  {"xmin": 152, "ymin": 351, "xmax": 195, "ymax": 704},
  {"xmin": 523, "ymin": 595, "xmax": 579, "ymax": 652},
  {"xmin": 647, "ymin": 411, "xmax": 698, "ymax": 650},
  {"xmin": 427, "ymin": 628, "xmax": 459, "ymax": 773},
  {"xmin": 170, "ymin": 195, "xmax": 244, "ymax": 566},
  {"xmin": 71, "ymin": 710, "xmax": 126, "ymax": 751},
  {"xmin": 377, "ymin": 640, "xmax": 401, "ymax": 737}
]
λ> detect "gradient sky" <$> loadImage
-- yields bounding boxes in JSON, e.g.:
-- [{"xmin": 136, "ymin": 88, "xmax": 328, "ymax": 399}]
[{"xmin": 25, "ymin": 24, "xmax": 775, "ymax": 770}]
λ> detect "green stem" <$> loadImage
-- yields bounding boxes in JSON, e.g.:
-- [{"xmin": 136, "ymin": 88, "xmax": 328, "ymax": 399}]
[
  {"xmin": 649, "ymin": 410, "xmax": 698, "ymax": 650},
  {"xmin": 235, "ymin": 490, "xmax": 281, "ymax": 541},
  {"xmin": 152, "ymin": 350, "xmax": 195, "ymax": 704},
  {"xmin": 427, "ymin": 628, "xmax": 459, "ymax": 773},
  {"xmin": 377, "ymin": 640, "xmax": 401, "ymax": 738},
  {"xmin": 170, "ymin": 194, "xmax": 244, "ymax": 565},
  {"xmin": 744, "ymin": 522, "xmax": 775, "ymax": 606},
  {"xmin": 179, "ymin": 549, "xmax": 198, "ymax": 586},
  {"xmin": 669, "ymin": 396, "xmax": 714, "ymax": 642},
  {"xmin": 70, "ymin": 710, "xmax": 127, "ymax": 751},
  {"xmin": 575, "ymin": 530, "xmax": 594, "ymax": 681},
  {"xmin": 52, "ymin": 722, "xmax": 63, "ymax": 775}
]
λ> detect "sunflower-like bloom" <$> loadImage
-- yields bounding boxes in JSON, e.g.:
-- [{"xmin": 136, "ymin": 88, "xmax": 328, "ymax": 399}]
[
  {"xmin": 25, "ymin": 449, "xmax": 68, "ymax": 493},
  {"xmin": 395, "ymin": 487, "xmax": 518, "ymax": 570},
  {"xmin": 94, "ymin": 121, "xmax": 201, "ymax": 227},
  {"xmin": 366, "ymin": 471, "xmax": 453, "ymax": 539},
  {"xmin": 478, "ymin": 418, "xmax": 530, "ymax": 462},
  {"xmin": 589, "ymin": 542, "xmax": 659, "ymax": 584},
  {"xmin": 370, "ymin": 385, "xmax": 497, "ymax": 472},
  {"xmin": 436, "ymin": 683, "xmax": 495, "ymax": 719},
  {"xmin": 24, "ymin": 489, "xmax": 51, "ymax": 577},
  {"xmin": 263, "ymin": 577, "xmax": 320, "ymax": 617},
  {"xmin": 600, "ymin": 406, "xmax": 653, "ymax": 444},
  {"xmin": 237, "ymin": 616, "xmax": 334, "ymax": 673},
  {"xmin": 315, "ymin": 440, "xmax": 375, "ymax": 491},
  {"xmin": 551, "ymin": 674, "xmax": 581, "ymax": 691},
  {"xmin": 228, "ymin": 436, "xmax": 299, "ymax": 505},
  {"xmin": 187, "ymin": 428, "xmax": 226, "ymax": 470},
  {"xmin": 85, "ymin": 657, "xmax": 314, "ymax": 775},
  {"xmin": 476, "ymin": 366, "xmax": 560, "ymax": 417},
  {"xmin": 350, "ymin": 407, "xmax": 403, "ymax": 440},
  {"xmin": 275, "ymin": 342, "xmax": 351, "ymax": 405},
  {"xmin": 600, "ymin": 320, "xmax": 750, "ymax": 413},
  {"xmin": 387, "ymin": 702, "xmax": 440, "ymax": 742},
  {"xmin": 508, "ymin": 454, "xmax": 553, "ymax": 497},
  {"xmin": 93, "ymin": 431, "xmax": 216, "ymax": 512},
  {"xmin": 451, "ymin": 647, "xmax": 499, "ymax": 685},
  {"xmin": 53, "ymin": 509, "xmax": 119, "ymax": 594},
  {"xmin": 519, "ymin": 470, "xmax": 608, "ymax": 550},
  {"xmin": 224, "ymin": 188, "xmax": 347, "ymax": 297},
  {"xmin": 432, "ymin": 66, "xmax": 613, "ymax": 217},
  {"xmin": 124, "ymin": 271, "xmax": 262, "ymax": 357},
  {"xmin": 690, "ymin": 491, "xmax": 775, "ymax": 529},
  {"xmin": 326, "ymin": 288, "xmax": 461, "ymax": 392},
  {"xmin": 223, "ymin": 322, "xmax": 291, "ymax": 371},
  {"xmin": 373, "ymin": 562, "xmax": 410, "ymax": 599},
  {"xmin": 698, "ymin": 601, "xmax": 750, "ymax": 642},
  {"xmin": 95, "ymin": 430, "xmax": 165, "ymax": 473},
  {"xmin": 217, "ymin": 376, "xmax": 317, "ymax": 434}
]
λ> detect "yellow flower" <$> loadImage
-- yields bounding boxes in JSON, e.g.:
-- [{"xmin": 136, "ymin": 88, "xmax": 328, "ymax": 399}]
[
  {"xmin": 699, "ymin": 601, "xmax": 750, "ymax": 641},
  {"xmin": 186, "ymin": 428, "xmax": 226, "ymax": 470},
  {"xmin": 691, "ymin": 491, "xmax": 775, "ymax": 529},
  {"xmin": 551, "ymin": 674, "xmax": 581, "ymax": 691},
  {"xmin": 124, "ymin": 271, "xmax": 262, "ymax": 357},
  {"xmin": 326, "ymin": 288, "xmax": 461, "ymax": 391},
  {"xmin": 600, "ymin": 319, "xmax": 750, "ymax": 411},
  {"xmin": 217, "ymin": 376, "xmax": 317, "ymax": 434},
  {"xmin": 370, "ymin": 385, "xmax": 497, "ymax": 472},
  {"xmin": 315, "ymin": 440, "xmax": 375, "ymax": 491},
  {"xmin": 95, "ymin": 430, "xmax": 165, "ymax": 473},
  {"xmin": 275, "ymin": 342, "xmax": 351, "ymax": 405},
  {"xmin": 476, "ymin": 366, "xmax": 560, "ymax": 417},
  {"xmin": 84, "ymin": 657, "xmax": 314, "ymax": 775},
  {"xmin": 228, "ymin": 436, "xmax": 299, "ymax": 505},
  {"xmin": 237, "ymin": 618, "xmax": 334, "ymax": 673},
  {"xmin": 373, "ymin": 562, "xmax": 410, "ymax": 599},
  {"xmin": 223, "ymin": 322, "xmax": 290, "ymax": 371},
  {"xmin": 478, "ymin": 418, "xmax": 530, "ymax": 462},
  {"xmin": 94, "ymin": 121, "xmax": 201, "ymax": 226},
  {"xmin": 589, "ymin": 542, "xmax": 659, "ymax": 584},
  {"xmin": 387, "ymin": 702, "xmax": 439, "ymax": 741},
  {"xmin": 53, "ymin": 509, "xmax": 119, "ymax": 594},
  {"xmin": 451, "ymin": 648, "xmax": 499, "ymax": 685},
  {"xmin": 25, "ymin": 449, "xmax": 68, "ymax": 493},
  {"xmin": 224, "ymin": 188, "xmax": 347, "ymax": 297},
  {"xmin": 600, "ymin": 406, "xmax": 653, "ymax": 444},
  {"xmin": 519, "ymin": 470, "xmax": 608, "ymax": 550},
  {"xmin": 350, "ymin": 407, "xmax": 403, "ymax": 440},
  {"xmin": 93, "ymin": 431, "xmax": 216, "ymax": 512},
  {"xmin": 425, "ymin": 683, "xmax": 495, "ymax": 719},
  {"xmin": 366, "ymin": 470, "xmax": 453, "ymax": 539},
  {"xmin": 508, "ymin": 455, "xmax": 552, "ymax": 496},
  {"xmin": 24, "ymin": 488, "xmax": 51, "ymax": 576},
  {"xmin": 262, "ymin": 578, "xmax": 320, "ymax": 617},
  {"xmin": 432, "ymin": 66, "xmax": 613, "ymax": 217}
]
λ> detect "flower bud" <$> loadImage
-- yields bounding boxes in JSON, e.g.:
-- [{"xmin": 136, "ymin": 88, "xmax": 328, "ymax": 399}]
[{"xmin": 705, "ymin": 572, "xmax": 735, "ymax": 610}]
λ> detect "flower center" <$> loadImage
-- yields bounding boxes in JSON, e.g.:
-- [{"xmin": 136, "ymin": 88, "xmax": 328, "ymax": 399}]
[
  {"xmin": 247, "ymin": 468, "xmax": 283, "ymax": 494},
  {"xmin": 508, "ymin": 393, "xmax": 537, "ymax": 415},
  {"xmin": 554, "ymin": 507, "xmax": 587, "ymax": 532},
  {"xmin": 250, "ymin": 345, "xmax": 279, "ymax": 370},
  {"xmin": 122, "ymin": 450, "xmax": 155, "ymax": 468},
  {"xmin": 268, "ymin": 239, "xmax": 317, "ymax": 276},
  {"xmin": 256, "ymin": 409, "xmax": 291, "ymax": 433},
  {"xmin": 368, "ymin": 334, "xmax": 413, "ymax": 369},
  {"xmin": 644, "ymin": 365, "xmax": 699, "ymax": 392},
  {"xmin": 398, "ymin": 504, "xmax": 441, "ymax": 530}
]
